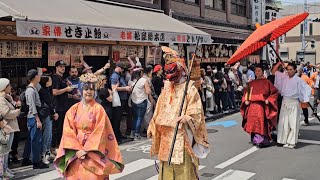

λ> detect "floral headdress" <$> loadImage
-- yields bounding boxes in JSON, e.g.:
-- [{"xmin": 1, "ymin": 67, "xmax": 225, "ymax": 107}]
[{"xmin": 79, "ymin": 73, "xmax": 98, "ymax": 83}]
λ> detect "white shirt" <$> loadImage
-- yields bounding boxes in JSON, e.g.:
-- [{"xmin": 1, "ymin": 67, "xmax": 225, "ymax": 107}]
[
  {"xmin": 274, "ymin": 71, "xmax": 311, "ymax": 102},
  {"xmin": 131, "ymin": 77, "xmax": 148, "ymax": 104}
]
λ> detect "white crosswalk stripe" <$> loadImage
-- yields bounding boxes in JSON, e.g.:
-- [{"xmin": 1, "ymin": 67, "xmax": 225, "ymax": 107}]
[
  {"xmin": 145, "ymin": 165, "xmax": 206, "ymax": 180},
  {"xmin": 212, "ymin": 169, "xmax": 255, "ymax": 180},
  {"xmin": 15, "ymin": 158, "xmax": 298, "ymax": 180},
  {"xmin": 110, "ymin": 158, "xmax": 155, "ymax": 179}
]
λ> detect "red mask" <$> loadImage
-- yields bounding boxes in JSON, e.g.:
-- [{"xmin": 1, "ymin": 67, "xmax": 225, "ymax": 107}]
[{"xmin": 164, "ymin": 63, "xmax": 181, "ymax": 82}]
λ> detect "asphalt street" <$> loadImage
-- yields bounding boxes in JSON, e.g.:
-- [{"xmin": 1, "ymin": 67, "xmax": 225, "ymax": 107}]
[{"xmin": 12, "ymin": 111, "xmax": 320, "ymax": 180}]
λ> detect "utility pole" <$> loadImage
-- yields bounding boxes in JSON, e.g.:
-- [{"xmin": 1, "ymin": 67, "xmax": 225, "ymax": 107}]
[{"xmin": 301, "ymin": 0, "xmax": 308, "ymax": 62}]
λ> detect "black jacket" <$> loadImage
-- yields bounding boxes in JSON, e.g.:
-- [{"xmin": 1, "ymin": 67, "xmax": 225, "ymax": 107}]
[{"xmin": 38, "ymin": 87, "xmax": 56, "ymax": 116}]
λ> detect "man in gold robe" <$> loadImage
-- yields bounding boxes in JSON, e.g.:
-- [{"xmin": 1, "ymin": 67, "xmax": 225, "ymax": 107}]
[{"xmin": 147, "ymin": 47, "xmax": 210, "ymax": 180}]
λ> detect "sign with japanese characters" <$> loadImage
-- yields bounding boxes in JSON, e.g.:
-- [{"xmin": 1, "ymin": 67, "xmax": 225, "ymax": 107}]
[
  {"xmin": 47, "ymin": 42, "xmax": 109, "ymax": 66},
  {"xmin": 265, "ymin": 10, "xmax": 280, "ymax": 22},
  {"xmin": 252, "ymin": 0, "xmax": 265, "ymax": 25},
  {"xmin": 16, "ymin": 21, "xmax": 212, "ymax": 44},
  {"xmin": 0, "ymin": 41, "xmax": 42, "ymax": 58}
]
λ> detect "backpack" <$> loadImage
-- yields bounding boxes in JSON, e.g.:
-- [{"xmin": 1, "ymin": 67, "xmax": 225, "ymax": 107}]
[{"xmin": 19, "ymin": 86, "xmax": 33, "ymax": 117}]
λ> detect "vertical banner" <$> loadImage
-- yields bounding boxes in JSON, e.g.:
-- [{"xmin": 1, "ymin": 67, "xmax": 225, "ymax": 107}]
[{"xmin": 252, "ymin": 0, "xmax": 265, "ymax": 25}]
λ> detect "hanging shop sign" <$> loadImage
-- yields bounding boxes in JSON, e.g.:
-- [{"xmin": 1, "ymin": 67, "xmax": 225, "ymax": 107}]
[
  {"xmin": 112, "ymin": 45, "xmax": 144, "ymax": 63},
  {"xmin": 48, "ymin": 42, "xmax": 109, "ymax": 66},
  {"xmin": 16, "ymin": 20, "xmax": 212, "ymax": 44},
  {"xmin": 146, "ymin": 46, "xmax": 161, "ymax": 65},
  {"xmin": 200, "ymin": 44, "xmax": 237, "ymax": 63},
  {"xmin": 0, "ymin": 41, "xmax": 42, "ymax": 58},
  {"xmin": 248, "ymin": 55, "xmax": 261, "ymax": 64}
]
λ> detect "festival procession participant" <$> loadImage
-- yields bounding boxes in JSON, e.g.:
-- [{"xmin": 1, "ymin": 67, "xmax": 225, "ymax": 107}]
[
  {"xmin": 54, "ymin": 73, "xmax": 124, "ymax": 179},
  {"xmin": 297, "ymin": 68, "xmax": 313, "ymax": 126},
  {"xmin": 147, "ymin": 47, "xmax": 209, "ymax": 180},
  {"xmin": 272, "ymin": 62, "xmax": 312, "ymax": 149},
  {"xmin": 240, "ymin": 64, "xmax": 278, "ymax": 148}
]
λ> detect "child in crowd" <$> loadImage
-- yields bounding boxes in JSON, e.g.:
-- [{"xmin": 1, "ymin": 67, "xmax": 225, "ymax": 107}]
[{"xmin": 0, "ymin": 115, "xmax": 14, "ymax": 179}]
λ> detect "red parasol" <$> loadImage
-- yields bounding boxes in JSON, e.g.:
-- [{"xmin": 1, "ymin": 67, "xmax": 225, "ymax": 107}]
[{"xmin": 227, "ymin": 12, "xmax": 309, "ymax": 65}]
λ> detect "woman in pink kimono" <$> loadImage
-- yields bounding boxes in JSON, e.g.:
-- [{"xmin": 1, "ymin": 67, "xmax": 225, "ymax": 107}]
[{"xmin": 54, "ymin": 73, "xmax": 124, "ymax": 180}]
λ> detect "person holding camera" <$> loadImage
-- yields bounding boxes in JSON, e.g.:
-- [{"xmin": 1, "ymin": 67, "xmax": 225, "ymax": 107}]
[{"xmin": 0, "ymin": 78, "xmax": 21, "ymax": 177}]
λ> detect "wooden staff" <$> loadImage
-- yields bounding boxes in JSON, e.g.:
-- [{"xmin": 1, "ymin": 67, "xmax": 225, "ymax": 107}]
[{"xmin": 168, "ymin": 39, "xmax": 201, "ymax": 166}]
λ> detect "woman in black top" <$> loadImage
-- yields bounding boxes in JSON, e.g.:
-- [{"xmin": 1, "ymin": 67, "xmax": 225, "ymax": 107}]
[
  {"xmin": 97, "ymin": 75, "xmax": 113, "ymax": 119},
  {"xmin": 151, "ymin": 65, "xmax": 164, "ymax": 97},
  {"xmin": 38, "ymin": 76, "xmax": 59, "ymax": 165}
]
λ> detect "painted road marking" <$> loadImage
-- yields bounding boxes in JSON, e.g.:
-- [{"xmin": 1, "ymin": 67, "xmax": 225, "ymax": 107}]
[
  {"xmin": 215, "ymin": 147, "xmax": 259, "ymax": 169},
  {"xmin": 145, "ymin": 165, "xmax": 206, "ymax": 180},
  {"xmin": 119, "ymin": 140, "xmax": 150, "ymax": 150},
  {"xmin": 110, "ymin": 159, "xmax": 155, "ymax": 179},
  {"xmin": 206, "ymin": 120, "xmax": 238, "ymax": 128},
  {"xmin": 298, "ymin": 139, "xmax": 320, "ymax": 145},
  {"xmin": 24, "ymin": 170, "xmax": 60, "ymax": 180},
  {"xmin": 282, "ymin": 178, "xmax": 296, "ymax": 180},
  {"xmin": 212, "ymin": 169, "xmax": 255, "ymax": 180}
]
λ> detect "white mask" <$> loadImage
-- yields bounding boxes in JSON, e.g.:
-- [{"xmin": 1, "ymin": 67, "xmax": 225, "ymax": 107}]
[{"xmin": 213, "ymin": 70, "xmax": 218, "ymax": 74}]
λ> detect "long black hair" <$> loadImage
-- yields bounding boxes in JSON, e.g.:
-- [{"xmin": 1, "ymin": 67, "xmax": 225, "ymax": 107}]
[{"xmin": 40, "ymin": 76, "xmax": 51, "ymax": 88}]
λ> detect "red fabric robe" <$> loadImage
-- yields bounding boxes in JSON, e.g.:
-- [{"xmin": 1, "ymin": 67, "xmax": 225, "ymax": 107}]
[{"xmin": 240, "ymin": 78, "xmax": 278, "ymax": 139}]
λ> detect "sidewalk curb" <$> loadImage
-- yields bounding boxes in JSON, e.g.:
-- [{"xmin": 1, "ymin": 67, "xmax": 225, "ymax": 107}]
[{"xmin": 205, "ymin": 109, "xmax": 240, "ymax": 123}]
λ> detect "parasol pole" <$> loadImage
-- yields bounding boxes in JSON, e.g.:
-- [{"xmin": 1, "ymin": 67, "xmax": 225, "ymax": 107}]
[
  {"xmin": 268, "ymin": 42, "xmax": 320, "ymax": 122},
  {"xmin": 167, "ymin": 39, "xmax": 201, "ymax": 166},
  {"xmin": 267, "ymin": 42, "xmax": 283, "ymax": 63}
]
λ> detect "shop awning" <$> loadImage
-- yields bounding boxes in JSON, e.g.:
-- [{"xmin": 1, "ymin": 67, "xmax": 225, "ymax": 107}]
[{"xmin": 0, "ymin": 0, "xmax": 212, "ymax": 44}]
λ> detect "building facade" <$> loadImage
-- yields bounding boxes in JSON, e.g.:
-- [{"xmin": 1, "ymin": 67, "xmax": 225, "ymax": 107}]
[
  {"xmin": 279, "ymin": 3, "xmax": 320, "ymax": 64},
  {"xmin": 160, "ymin": 0, "xmax": 254, "ymax": 66}
]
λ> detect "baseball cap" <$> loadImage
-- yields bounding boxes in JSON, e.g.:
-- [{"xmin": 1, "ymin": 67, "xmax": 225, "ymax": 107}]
[
  {"xmin": 27, "ymin": 69, "xmax": 38, "ymax": 80},
  {"xmin": 153, "ymin": 65, "xmax": 162, "ymax": 73},
  {"xmin": 55, "ymin": 60, "xmax": 67, "ymax": 67},
  {"xmin": 116, "ymin": 62, "xmax": 126, "ymax": 69}
]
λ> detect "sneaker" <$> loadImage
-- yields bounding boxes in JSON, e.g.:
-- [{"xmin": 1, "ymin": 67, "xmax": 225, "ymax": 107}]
[
  {"xmin": 223, "ymin": 110, "xmax": 229, "ymax": 114},
  {"xmin": 6, "ymin": 168, "xmax": 15, "ymax": 175},
  {"xmin": 42, "ymin": 154, "xmax": 50, "ymax": 165},
  {"xmin": 283, "ymin": 144, "xmax": 289, "ymax": 148},
  {"xmin": 33, "ymin": 162, "xmax": 49, "ymax": 169},
  {"xmin": 10, "ymin": 156, "xmax": 20, "ymax": 164},
  {"xmin": 21, "ymin": 158, "xmax": 33, "ymax": 166},
  {"xmin": 134, "ymin": 134, "xmax": 141, "ymax": 141},
  {"xmin": 3, "ymin": 171, "xmax": 15, "ymax": 179},
  {"xmin": 129, "ymin": 131, "xmax": 135, "ymax": 139},
  {"xmin": 46, "ymin": 152, "xmax": 55, "ymax": 162},
  {"xmin": 300, "ymin": 121, "xmax": 309, "ymax": 126},
  {"xmin": 205, "ymin": 112, "xmax": 214, "ymax": 117},
  {"xmin": 287, "ymin": 144, "xmax": 296, "ymax": 149}
]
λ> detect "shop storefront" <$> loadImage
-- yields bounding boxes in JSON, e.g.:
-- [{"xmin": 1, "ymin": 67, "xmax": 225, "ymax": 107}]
[{"xmin": 0, "ymin": 0, "xmax": 212, "ymax": 87}]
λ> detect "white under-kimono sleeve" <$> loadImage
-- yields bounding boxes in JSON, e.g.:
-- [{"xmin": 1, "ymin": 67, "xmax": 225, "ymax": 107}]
[
  {"xmin": 298, "ymin": 78, "xmax": 312, "ymax": 103},
  {"xmin": 274, "ymin": 71, "xmax": 286, "ymax": 95}
]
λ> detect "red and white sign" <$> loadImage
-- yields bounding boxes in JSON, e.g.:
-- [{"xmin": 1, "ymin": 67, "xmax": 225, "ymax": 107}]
[{"xmin": 16, "ymin": 20, "xmax": 212, "ymax": 44}]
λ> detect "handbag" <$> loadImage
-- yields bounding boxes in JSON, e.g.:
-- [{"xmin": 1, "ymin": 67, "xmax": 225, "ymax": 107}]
[
  {"xmin": 112, "ymin": 90, "xmax": 121, "ymax": 107},
  {"xmin": 128, "ymin": 78, "xmax": 142, "ymax": 107},
  {"xmin": 38, "ymin": 101, "xmax": 50, "ymax": 120}
]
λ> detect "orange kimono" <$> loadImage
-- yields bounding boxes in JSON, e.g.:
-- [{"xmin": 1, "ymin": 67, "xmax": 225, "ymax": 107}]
[
  {"xmin": 54, "ymin": 100, "xmax": 124, "ymax": 180},
  {"xmin": 147, "ymin": 80, "xmax": 209, "ymax": 179},
  {"xmin": 300, "ymin": 74, "xmax": 313, "ymax": 108}
]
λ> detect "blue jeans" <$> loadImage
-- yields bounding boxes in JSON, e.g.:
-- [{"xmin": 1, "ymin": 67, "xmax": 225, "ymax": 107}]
[
  {"xmin": 27, "ymin": 117, "xmax": 42, "ymax": 164},
  {"xmin": 42, "ymin": 116, "xmax": 52, "ymax": 154},
  {"xmin": 3, "ymin": 133, "xmax": 14, "ymax": 170},
  {"xmin": 132, "ymin": 100, "xmax": 148, "ymax": 134}
]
